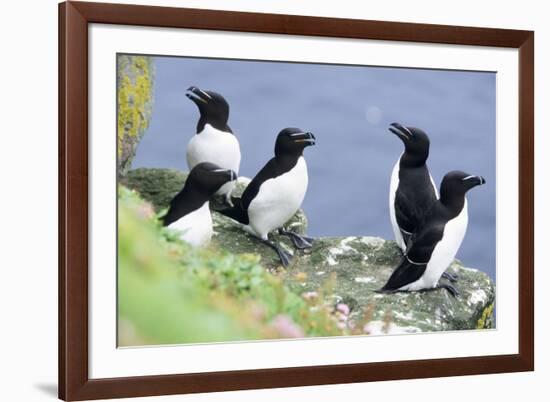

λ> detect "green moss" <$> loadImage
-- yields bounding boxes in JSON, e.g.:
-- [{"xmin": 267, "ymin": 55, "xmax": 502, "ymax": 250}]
[
  {"xmin": 117, "ymin": 55, "xmax": 154, "ymax": 176},
  {"xmin": 122, "ymin": 168, "xmax": 187, "ymax": 211}
]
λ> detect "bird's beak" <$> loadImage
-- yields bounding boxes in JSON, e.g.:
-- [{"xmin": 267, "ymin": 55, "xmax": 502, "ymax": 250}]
[
  {"xmin": 213, "ymin": 168, "xmax": 237, "ymax": 181},
  {"xmin": 462, "ymin": 175, "xmax": 486, "ymax": 187},
  {"xmin": 185, "ymin": 86, "xmax": 210, "ymax": 105},
  {"xmin": 389, "ymin": 122, "xmax": 413, "ymax": 141},
  {"xmin": 291, "ymin": 132, "xmax": 316, "ymax": 146}
]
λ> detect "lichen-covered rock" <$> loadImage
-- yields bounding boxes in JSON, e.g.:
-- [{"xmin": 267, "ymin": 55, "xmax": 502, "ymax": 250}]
[
  {"xmin": 296, "ymin": 237, "xmax": 493, "ymax": 333},
  {"xmin": 117, "ymin": 55, "xmax": 154, "ymax": 176},
  {"xmin": 123, "ymin": 168, "xmax": 187, "ymax": 211},
  {"xmin": 124, "ymin": 167, "xmax": 495, "ymax": 333},
  {"xmin": 124, "ymin": 168, "xmax": 308, "ymax": 235},
  {"xmin": 211, "ymin": 234, "xmax": 495, "ymax": 333}
]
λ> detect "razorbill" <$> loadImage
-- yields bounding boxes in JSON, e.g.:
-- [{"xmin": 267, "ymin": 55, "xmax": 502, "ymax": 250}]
[
  {"xmin": 162, "ymin": 162, "xmax": 237, "ymax": 247},
  {"xmin": 185, "ymin": 86, "xmax": 241, "ymax": 205},
  {"xmin": 218, "ymin": 128, "xmax": 316, "ymax": 267},
  {"xmin": 381, "ymin": 171, "xmax": 486, "ymax": 297},
  {"xmin": 388, "ymin": 122, "xmax": 438, "ymax": 251}
]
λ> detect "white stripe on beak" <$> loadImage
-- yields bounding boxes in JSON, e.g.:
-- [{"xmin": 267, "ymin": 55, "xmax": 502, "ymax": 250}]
[
  {"xmin": 186, "ymin": 91, "xmax": 208, "ymax": 104},
  {"xmin": 198, "ymin": 89, "xmax": 212, "ymax": 99},
  {"xmin": 401, "ymin": 126, "xmax": 414, "ymax": 137}
]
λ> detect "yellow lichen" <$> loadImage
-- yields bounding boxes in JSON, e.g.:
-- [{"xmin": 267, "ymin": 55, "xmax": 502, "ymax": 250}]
[
  {"xmin": 476, "ymin": 303, "xmax": 494, "ymax": 329},
  {"xmin": 117, "ymin": 55, "xmax": 154, "ymax": 173}
]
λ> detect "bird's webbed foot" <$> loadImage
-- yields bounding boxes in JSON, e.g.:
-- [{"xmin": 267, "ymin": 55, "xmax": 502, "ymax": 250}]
[
  {"xmin": 436, "ymin": 282, "xmax": 460, "ymax": 298},
  {"xmin": 442, "ymin": 271, "xmax": 460, "ymax": 283},
  {"xmin": 261, "ymin": 238, "xmax": 293, "ymax": 267},
  {"xmin": 278, "ymin": 228, "xmax": 314, "ymax": 249}
]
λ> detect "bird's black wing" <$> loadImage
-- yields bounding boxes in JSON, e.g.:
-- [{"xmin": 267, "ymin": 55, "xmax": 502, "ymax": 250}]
[
  {"xmin": 406, "ymin": 221, "xmax": 444, "ymax": 264},
  {"xmin": 161, "ymin": 188, "xmax": 202, "ymax": 227},
  {"xmin": 381, "ymin": 257, "xmax": 426, "ymax": 292},
  {"xmin": 240, "ymin": 158, "xmax": 284, "ymax": 211},
  {"xmin": 216, "ymin": 158, "xmax": 280, "ymax": 225},
  {"xmin": 382, "ymin": 222, "xmax": 444, "ymax": 291},
  {"xmin": 216, "ymin": 199, "xmax": 249, "ymax": 225},
  {"xmin": 394, "ymin": 171, "xmax": 438, "ymax": 241},
  {"xmin": 218, "ymin": 157, "xmax": 294, "ymax": 225},
  {"xmin": 394, "ymin": 189, "xmax": 420, "ymax": 235}
]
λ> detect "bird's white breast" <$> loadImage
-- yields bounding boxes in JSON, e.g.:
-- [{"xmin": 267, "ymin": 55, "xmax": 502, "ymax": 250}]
[
  {"xmin": 389, "ymin": 156, "xmax": 405, "ymax": 251},
  {"xmin": 421, "ymin": 199, "xmax": 469, "ymax": 289},
  {"xmin": 248, "ymin": 157, "xmax": 308, "ymax": 239},
  {"xmin": 167, "ymin": 202, "xmax": 212, "ymax": 247},
  {"xmin": 186, "ymin": 124, "xmax": 241, "ymax": 172},
  {"xmin": 186, "ymin": 124, "xmax": 241, "ymax": 198},
  {"xmin": 429, "ymin": 174, "xmax": 439, "ymax": 198}
]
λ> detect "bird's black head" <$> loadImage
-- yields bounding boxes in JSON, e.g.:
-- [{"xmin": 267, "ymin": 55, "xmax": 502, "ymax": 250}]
[
  {"xmin": 274, "ymin": 127, "xmax": 316, "ymax": 158},
  {"xmin": 186, "ymin": 86, "xmax": 230, "ymax": 132},
  {"xmin": 186, "ymin": 162, "xmax": 237, "ymax": 196},
  {"xmin": 440, "ymin": 170, "xmax": 486, "ymax": 206},
  {"xmin": 389, "ymin": 122, "xmax": 430, "ymax": 165}
]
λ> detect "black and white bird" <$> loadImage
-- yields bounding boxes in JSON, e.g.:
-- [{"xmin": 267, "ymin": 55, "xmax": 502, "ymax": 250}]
[
  {"xmin": 218, "ymin": 128, "xmax": 316, "ymax": 267},
  {"xmin": 380, "ymin": 171, "xmax": 486, "ymax": 297},
  {"xmin": 388, "ymin": 122, "xmax": 438, "ymax": 251},
  {"xmin": 185, "ymin": 86, "xmax": 241, "ymax": 205},
  {"xmin": 162, "ymin": 162, "xmax": 237, "ymax": 247}
]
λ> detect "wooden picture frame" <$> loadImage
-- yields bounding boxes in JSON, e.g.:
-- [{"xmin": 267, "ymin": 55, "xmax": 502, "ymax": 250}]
[{"xmin": 59, "ymin": 1, "xmax": 534, "ymax": 400}]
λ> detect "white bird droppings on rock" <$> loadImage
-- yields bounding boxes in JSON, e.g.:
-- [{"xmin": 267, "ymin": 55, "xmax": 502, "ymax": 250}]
[
  {"xmin": 355, "ymin": 277, "xmax": 376, "ymax": 284},
  {"xmin": 468, "ymin": 289, "xmax": 486, "ymax": 305}
]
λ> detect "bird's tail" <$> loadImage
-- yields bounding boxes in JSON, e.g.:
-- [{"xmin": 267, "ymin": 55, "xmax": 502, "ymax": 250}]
[
  {"xmin": 214, "ymin": 197, "xmax": 249, "ymax": 225},
  {"xmin": 378, "ymin": 256, "xmax": 425, "ymax": 293}
]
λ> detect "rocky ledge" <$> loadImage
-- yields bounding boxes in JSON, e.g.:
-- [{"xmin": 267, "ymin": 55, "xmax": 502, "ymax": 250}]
[{"xmin": 124, "ymin": 167, "xmax": 495, "ymax": 333}]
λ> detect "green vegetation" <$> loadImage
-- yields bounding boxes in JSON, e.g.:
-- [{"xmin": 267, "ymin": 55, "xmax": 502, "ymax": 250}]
[
  {"xmin": 117, "ymin": 56, "xmax": 154, "ymax": 176},
  {"xmin": 118, "ymin": 186, "xmax": 345, "ymax": 346}
]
